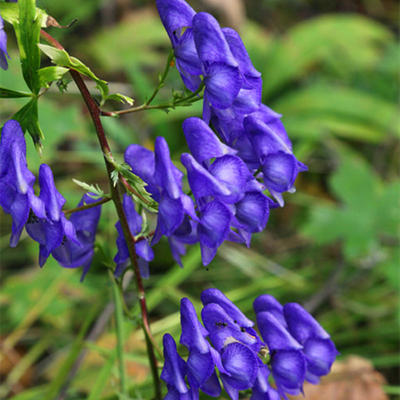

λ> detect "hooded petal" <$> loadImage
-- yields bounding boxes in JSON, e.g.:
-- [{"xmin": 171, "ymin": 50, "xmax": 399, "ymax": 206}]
[
  {"xmin": 186, "ymin": 349, "xmax": 215, "ymax": 389},
  {"xmin": 256, "ymin": 312, "xmax": 302, "ymax": 351},
  {"xmin": 174, "ymin": 28, "xmax": 202, "ymax": 76},
  {"xmin": 183, "ymin": 117, "xmax": 236, "ymax": 163},
  {"xmin": 180, "ymin": 297, "xmax": 210, "ymax": 353},
  {"xmin": 154, "ymin": 136, "xmax": 183, "ymax": 199},
  {"xmin": 156, "ymin": 0, "xmax": 196, "ymax": 46},
  {"xmin": 201, "ymin": 288, "xmax": 254, "ymax": 328},
  {"xmin": 253, "ymin": 294, "xmax": 286, "ymax": 328},
  {"xmin": 283, "ymin": 303, "xmax": 331, "ymax": 344},
  {"xmin": 181, "ymin": 153, "xmax": 231, "ymax": 200},
  {"xmin": 161, "ymin": 334, "xmax": 189, "ymax": 394},
  {"xmin": 192, "ymin": 12, "xmax": 237, "ymax": 67},
  {"xmin": 222, "ymin": 27, "xmax": 261, "ymax": 81},
  {"xmin": 157, "ymin": 195, "xmax": 185, "ymax": 236}
]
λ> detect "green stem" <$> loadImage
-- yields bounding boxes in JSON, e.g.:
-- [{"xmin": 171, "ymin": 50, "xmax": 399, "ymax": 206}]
[
  {"xmin": 64, "ymin": 196, "xmax": 112, "ymax": 215},
  {"xmin": 145, "ymin": 49, "xmax": 174, "ymax": 106},
  {"xmin": 110, "ymin": 271, "xmax": 128, "ymax": 398}
]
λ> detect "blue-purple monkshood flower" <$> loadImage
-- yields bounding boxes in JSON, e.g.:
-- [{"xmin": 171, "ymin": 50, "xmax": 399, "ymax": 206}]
[
  {"xmin": 52, "ymin": 193, "xmax": 102, "ymax": 281},
  {"xmin": 283, "ymin": 303, "xmax": 339, "ymax": 384},
  {"xmin": 0, "ymin": 120, "xmax": 45, "ymax": 246},
  {"xmin": 156, "ymin": 0, "xmax": 202, "ymax": 92},
  {"xmin": 0, "ymin": 14, "xmax": 10, "ymax": 70},
  {"xmin": 162, "ymin": 289, "xmax": 338, "ymax": 400},
  {"xmin": 124, "ymin": 137, "xmax": 198, "ymax": 266},
  {"xmin": 161, "ymin": 333, "xmax": 198, "ymax": 399},
  {"xmin": 25, "ymin": 164, "xmax": 79, "ymax": 267},
  {"xmin": 114, "ymin": 194, "xmax": 154, "ymax": 278}
]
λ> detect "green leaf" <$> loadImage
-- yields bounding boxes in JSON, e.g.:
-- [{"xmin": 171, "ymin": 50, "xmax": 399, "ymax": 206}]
[
  {"xmin": 0, "ymin": 2, "xmax": 48, "ymax": 26},
  {"xmin": 105, "ymin": 92, "xmax": 134, "ymax": 105},
  {"xmin": 263, "ymin": 15, "xmax": 393, "ymax": 98},
  {"xmin": 38, "ymin": 44, "xmax": 109, "ymax": 101},
  {"xmin": 12, "ymin": 98, "xmax": 44, "ymax": 147},
  {"xmin": 274, "ymin": 83, "xmax": 400, "ymax": 141},
  {"xmin": 15, "ymin": 0, "xmax": 42, "ymax": 94},
  {"xmin": 72, "ymin": 179, "xmax": 105, "ymax": 197},
  {"xmin": 0, "ymin": 87, "xmax": 32, "ymax": 98},
  {"xmin": 38, "ymin": 66, "xmax": 69, "ymax": 88}
]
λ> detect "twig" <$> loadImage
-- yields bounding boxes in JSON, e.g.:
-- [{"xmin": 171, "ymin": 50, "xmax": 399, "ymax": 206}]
[{"xmin": 64, "ymin": 197, "xmax": 112, "ymax": 215}]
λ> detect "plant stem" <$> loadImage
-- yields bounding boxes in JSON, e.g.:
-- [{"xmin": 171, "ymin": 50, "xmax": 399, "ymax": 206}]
[
  {"xmin": 110, "ymin": 271, "xmax": 128, "ymax": 398},
  {"xmin": 40, "ymin": 29, "xmax": 162, "ymax": 400},
  {"xmin": 64, "ymin": 196, "xmax": 112, "ymax": 215}
]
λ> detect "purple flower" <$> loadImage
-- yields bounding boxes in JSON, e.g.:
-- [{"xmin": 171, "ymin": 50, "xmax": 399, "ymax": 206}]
[
  {"xmin": 162, "ymin": 289, "xmax": 337, "ymax": 399},
  {"xmin": 114, "ymin": 194, "xmax": 154, "ymax": 278},
  {"xmin": 283, "ymin": 303, "xmax": 339, "ymax": 384},
  {"xmin": 0, "ymin": 120, "xmax": 45, "ymax": 246},
  {"xmin": 0, "ymin": 14, "xmax": 10, "ymax": 70},
  {"xmin": 52, "ymin": 193, "xmax": 102, "ymax": 281},
  {"xmin": 156, "ymin": 0, "xmax": 202, "ymax": 91},
  {"xmin": 25, "ymin": 164, "xmax": 78, "ymax": 267}
]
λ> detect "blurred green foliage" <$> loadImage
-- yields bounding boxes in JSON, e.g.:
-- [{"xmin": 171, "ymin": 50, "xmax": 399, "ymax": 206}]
[{"xmin": 0, "ymin": 0, "xmax": 399, "ymax": 399}]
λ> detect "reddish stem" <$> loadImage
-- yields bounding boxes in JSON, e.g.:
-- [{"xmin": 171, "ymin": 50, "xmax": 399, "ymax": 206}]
[{"xmin": 40, "ymin": 29, "xmax": 161, "ymax": 399}]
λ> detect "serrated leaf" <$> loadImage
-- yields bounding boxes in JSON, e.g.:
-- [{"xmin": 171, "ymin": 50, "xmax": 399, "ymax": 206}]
[
  {"xmin": 12, "ymin": 98, "xmax": 44, "ymax": 147},
  {"xmin": 38, "ymin": 44, "xmax": 109, "ymax": 101},
  {"xmin": 105, "ymin": 92, "xmax": 134, "ymax": 105},
  {"xmin": 15, "ymin": 0, "xmax": 41, "ymax": 94},
  {"xmin": 0, "ymin": 2, "xmax": 48, "ymax": 27},
  {"xmin": 72, "ymin": 179, "xmax": 105, "ymax": 197},
  {"xmin": 0, "ymin": 87, "xmax": 32, "ymax": 98},
  {"xmin": 38, "ymin": 66, "xmax": 69, "ymax": 88}
]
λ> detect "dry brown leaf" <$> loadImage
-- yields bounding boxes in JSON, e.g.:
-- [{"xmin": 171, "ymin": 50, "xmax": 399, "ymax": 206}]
[{"xmin": 290, "ymin": 356, "xmax": 388, "ymax": 400}]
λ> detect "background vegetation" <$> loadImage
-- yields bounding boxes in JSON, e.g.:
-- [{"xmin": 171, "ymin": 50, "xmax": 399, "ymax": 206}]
[{"xmin": 0, "ymin": 0, "xmax": 399, "ymax": 398}]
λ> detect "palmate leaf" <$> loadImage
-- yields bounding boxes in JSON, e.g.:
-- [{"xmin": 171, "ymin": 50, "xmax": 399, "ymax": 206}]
[
  {"xmin": 0, "ymin": 87, "xmax": 31, "ymax": 98},
  {"xmin": 302, "ymin": 154, "xmax": 400, "ymax": 261},
  {"xmin": 38, "ymin": 66, "xmax": 69, "ymax": 88}
]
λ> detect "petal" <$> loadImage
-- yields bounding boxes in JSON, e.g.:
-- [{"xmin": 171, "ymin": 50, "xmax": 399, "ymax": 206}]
[
  {"xmin": 122, "ymin": 194, "xmax": 142, "ymax": 236},
  {"xmin": 174, "ymin": 28, "xmax": 202, "ymax": 76},
  {"xmin": 135, "ymin": 239, "xmax": 154, "ymax": 262},
  {"xmin": 158, "ymin": 195, "xmax": 184, "ymax": 236},
  {"xmin": 253, "ymin": 294, "xmax": 286, "ymax": 328},
  {"xmin": 198, "ymin": 201, "xmax": 231, "ymax": 248},
  {"xmin": 303, "ymin": 337, "xmax": 338, "ymax": 377},
  {"xmin": 183, "ymin": 117, "xmax": 236, "ymax": 163},
  {"xmin": 161, "ymin": 334, "xmax": 189, "ymax": 394},
  {"xmin": 11, "ymin": 141, "xmax": 34, "ymax": 195},
  {"xmin": 283, "ymin": 303, "xmax": 331, "ymax": 344},
  {"xmin": 231, "ymin": 86, "xmax": 261, "ymax": 115},
  {"xmin": 201, "ymin": 288, "xmax": 254, "ymax": 328},
  {"xmin": 234, "ymin": 191, "xmax": 270, "ymax": 233},
  {"xmin": 256, "ymin": 312, "xmax": 302, "ymax": 351},
  {"xmin": 222, "ymin": 27, "xmax": 261, "ymax": 80},
  {"xmin": 192, "ymin": 12, "xmax": 237, "ymax": 67},
  {"xmin": 168, "ymin": 237, "xmax": 186, "ymax": 267},
  {"xmin": 176, "ymin": 61, "xmax": 203, "ymax": 92},
  {"xmin": 199, "ymin": 243, "xmax": 218, "ymax": 266},
  {"xmin": 209, "ymin": 155, "xmax": 250, "ymax": 203},
  {"xmin": 156, "ymin": 0, "xmax": 196, "ymax": 46},
  {"xmin": 181, "ymin": 153, "xmax": 231, "ymax": 200},
  {"xmin": 262, "ymin": 152, "xmax": 298, "ymax": 193},
  {"xmin": 199, "ymin": 370, "xmax": 221, "ymax": 397},
  {"xmin": 205, "ymin": 63, "xmax": 242, "ymax": 109},
  {"xmin": 180, "ymin": 297, "xmax": 210, "ymax": 353},
  {"xmin": 38, "ymin": 164, "xmax": 65, "ymax": 221},
  {"xmin": 187, "ymin": 349, "xmax": 215, "ymax": 389},
  {"xmin": 271, "ymin": 349, "xmax": 306, "ymax": 394},
  {"xmin": 9, "ymin": 193, "xmax": 30, "ymax": 247},
  {"xmin": 154, "ymin": 136, "xmax": 183, "ymax": 199},
  {"xmin": 220, "ymin": 342, "xmax": 258, "ymax": 390}
]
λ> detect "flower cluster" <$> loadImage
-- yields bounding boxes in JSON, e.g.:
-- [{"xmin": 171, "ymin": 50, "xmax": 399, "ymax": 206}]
[
  {"xmin": 0, "ymin": 13, "xmax": 9, "ymax": 70},
  {"xmin": 0, "ymin": 120, "xmax": 102, "ymax": 280},
  {"xmin": 161, "ymin": 289, "xmax": 338, "ymax": 399},
  {"xmin": 123, "ymin": 0, "xmax": 306, "ymax": 267}
]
